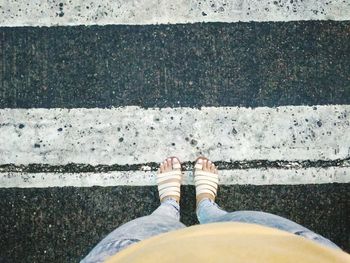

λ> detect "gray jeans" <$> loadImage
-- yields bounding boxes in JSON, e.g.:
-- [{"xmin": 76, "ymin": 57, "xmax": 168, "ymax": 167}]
[{"xmin": 81, "ymin": 198, "xmax": 339, "ymax": 262}]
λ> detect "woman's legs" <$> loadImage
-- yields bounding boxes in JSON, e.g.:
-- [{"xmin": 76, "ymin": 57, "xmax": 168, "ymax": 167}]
[
  {"xmin": 196, "ymin": 198, "xmax": 340, "ymax": 250},
  {"xmin": 81, "ymin": 157, "xmax": 185, "ymax": 262},
  {"xmin": 81, "ymin": 198, "xmax": 185, "ymax": 263},
  {"xmin": 194, "ymin": 157, "xmax": 340, "ymax": 250}
]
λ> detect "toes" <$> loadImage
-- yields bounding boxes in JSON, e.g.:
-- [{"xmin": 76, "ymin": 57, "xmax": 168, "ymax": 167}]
[
  {"xmin": 211, "ymin": 162, "xmax": 218, "ymax": 173},
  {"xmin": 199, "ymin": 158, "xmax": 216, "ymax": 172},
  {"xmin": 203, "ymin": 159, "xmax": 208, "ymax": 171},
  {"xmin": 160, "ymin": 157, "xmax": 182, "ymax": 173},
  {"xmin": 163, "ymin": 160, "xmax": 168, "ymax": 172},
  {"xmin": 207, "ymin": 160, "xmax": 212, "ymax": 171},
  {"xmin": 208, "ymin": 160, "xmax": 212, "ymax": 171},
  {"xmin": 167, "ymin": 158, "xmax": 172, "ymax": 170},
  {"xmin": 209, "ymin": 161, "xmax": 215, "ymax": 172},
  {"xmin": 196, "ymin": 158, "xmax": 203, "ymax": 169},
  {"xmin": 172, "ymin": 157, "xmax": 181, "ymax": 170},
  {"xmin": 196, "ymin": 157, "xmax": 216, "ymax": 171}
]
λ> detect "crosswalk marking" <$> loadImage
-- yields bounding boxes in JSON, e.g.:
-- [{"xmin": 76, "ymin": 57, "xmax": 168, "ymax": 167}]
[
  {"xmin": 1, "ymin": 105, "xmax": 349, "ymax": 166},
  {"xmin": 1, "ymin": 0, "xmax": 349, "ymax": 27},
  {"xmin": 1, "ymin": 167, "xmax": 349, "ymax": 188}
]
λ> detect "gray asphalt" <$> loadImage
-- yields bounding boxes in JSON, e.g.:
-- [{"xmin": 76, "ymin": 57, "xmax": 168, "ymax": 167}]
[
  {"xmin": 1, "ymin": 21, "xmax": 349, "ymax": 108},
  {"xmin": 0, "ymin": 184, "xmax": 349, "ymax": 262}
]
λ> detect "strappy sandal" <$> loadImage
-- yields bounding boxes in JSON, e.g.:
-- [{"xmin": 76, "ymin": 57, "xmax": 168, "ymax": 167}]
[
  {"xmin": 194, "ymin": 157, "xmax": 219, "ymax": 203},
  {"xmin": 157, "ymin": 157, "xmax": 182, "ymax": 203}
]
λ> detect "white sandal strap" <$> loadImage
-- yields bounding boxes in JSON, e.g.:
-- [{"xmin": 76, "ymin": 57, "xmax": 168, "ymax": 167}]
[
  {"xmin": 157, "ymin": 166, "xmax": 182, "ymax": 200},
  {"xmin": 159, "ymin": 189, "xmax": 180, "ymax": 200},
  {"xmin": 195, "ymin": 180, "xmax": 217, "ymax": 189},
  {"xmin": 158, "ymin": 182, "xmax": 181, "ymax": 191},
  {"xmin": 196, "ymin": 184, "xmax": 217, "ymax": 194},
  {"xmin": 159, "ymin": 186, "xmax": 180, "ymax": 195},
  {"xmin": 194, "ymin": 162, "xmax": 218, "ymax": 198},
  {"xmin": 194, "ymin": 170, "xmax": 217, "ymax": 177},
  {"xmin": 195, "ymin": 175, "xmax": 218, "ymax": 184},
  {"xmin": 196, "ymin": 187, "xmax": 216, "ymax": 196},
  {"xmin": 157, "ymin": 175, "xmax": 181, "ymax": 184},
  {"xmin": 157, "ymin": 170, "xmax": 181, "ymax": 178}
]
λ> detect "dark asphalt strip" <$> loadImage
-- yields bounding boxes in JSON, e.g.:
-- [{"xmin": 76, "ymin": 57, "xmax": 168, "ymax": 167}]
[
  {"xmin": 0, "ymin": 184, "xmax": 349, "ymax": 262},
  {"xmin": 1, "ymin": 21, "xmax": 349, "ymax": 108},
  {"xmin": 1, "ymin": 157, "xmax": 349, "ymax": 173}
]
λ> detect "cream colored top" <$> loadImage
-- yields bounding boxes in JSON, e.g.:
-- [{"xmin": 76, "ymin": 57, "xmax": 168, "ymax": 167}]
[{"xmin": 106, "ymin": 222, "xmax": 350, "ymax": 263}]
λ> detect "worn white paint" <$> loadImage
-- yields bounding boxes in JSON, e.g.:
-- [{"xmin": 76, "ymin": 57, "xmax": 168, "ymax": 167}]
[
  {"xmin": 0, "ymin": 0, "xmax": 349, "ymax": 27},
  {"xmin": 1, "ymin": 167, "xmax": 349, "ymax": 187},
  {"xmin": 0, "ymin": 105, "xmax": 349, "ymax": 165}
]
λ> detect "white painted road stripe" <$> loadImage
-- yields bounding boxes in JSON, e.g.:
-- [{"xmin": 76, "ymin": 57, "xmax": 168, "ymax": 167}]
[
  {"xmin": 1, "ymin": 167, "xmax": 349, "ymax": 188},
  {"xmin": 0, "ymin": 105, "xmax": 349, "ymax": 165},
  {"xmin": 1, "ymin": 0, "xmax": 349, "ymax": 27}
]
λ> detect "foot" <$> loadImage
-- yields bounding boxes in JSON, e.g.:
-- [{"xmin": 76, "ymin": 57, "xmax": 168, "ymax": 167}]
[
  {"xmin": 157, "ymin": 157, "xmax": 182, "ymax": 203},
  {"xmin": 194, "ymin": 157, "xmax": 219, "ymax": 206}
]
